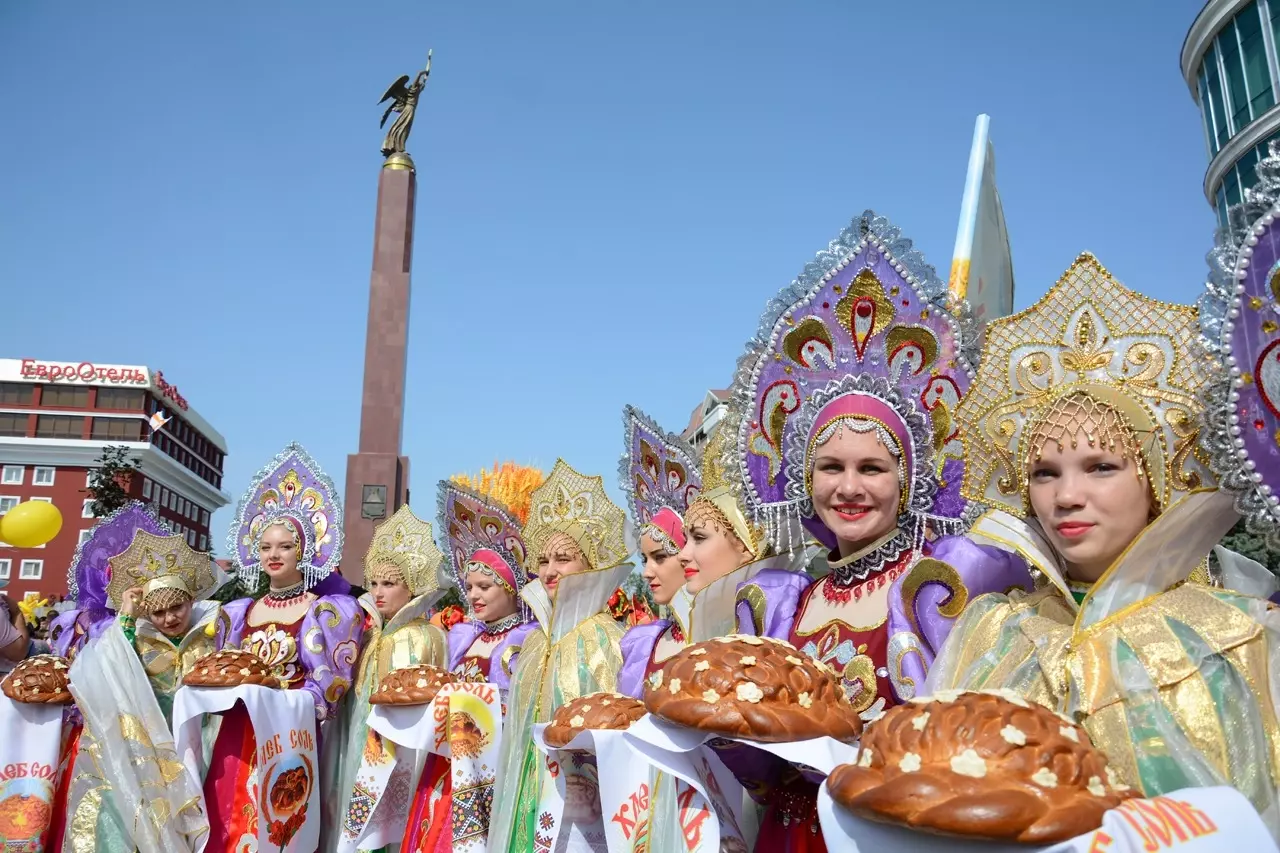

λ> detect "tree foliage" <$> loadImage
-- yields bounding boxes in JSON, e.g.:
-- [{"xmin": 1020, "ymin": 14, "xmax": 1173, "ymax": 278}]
[
  {"xmin": 1220, "ymin": 518, "xmax": 1280, "ymax": 573},
  {"xmin": 84, "ymin": 446, "xmax": 142, "ymax": 518}
]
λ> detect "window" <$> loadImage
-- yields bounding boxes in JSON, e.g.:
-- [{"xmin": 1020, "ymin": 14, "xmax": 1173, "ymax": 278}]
[
  {"xmin": 1221, "ymin": 19, "xmax": 1252, "ymax": 134},
  {"xmin": 84, "ymin": 469, "xmax": 96, "ymax": 487},
  {"xmin": 90, "ymin": 418, "xmax": 142, "ymax": 441},
  {"xmin": 78, "ymin": 529, "xmax": 92, "ymax": 546},
  {"xmin": 40, "ymin": 386, "xmax": 89, "ymax": 408},
  {"xmin": 35, "ymin": 415, "xmax": 83, "ymax": 438},
  {"xmin": 183, "ymin": 499, "xmax": 191, "ymax": 518},
  {"xmin": 187, "ymin": 530, "xmax": 196, "ymax": 547},
  {"xmin": 82, "ymin": 499, "xmax": 94, "ymax": 518},
  {"xmin": 199, "ymin": 533, "xmax": 208, "ymax": 551},
  {"xmin": 0, "ymin": 497, "xmax": 17, "ymax": 515},
  {"xmin": 0, "ymin": 383, "xmax": 30, "ymax": 405},
  {"xmin": 142, "ymin": 479, "xmax": 152, "ymax": 499},
  {"xmin": 32, "ymin": 467, "xmax": 54, "ymax": 486},
  {"xmin": 201, "ymin": 509, "xmax": 210, "ymax": 526},
  {"xmin": 95, "ymin": 388, "xmax": 145, "ymax": 410},
  {"xmin": 0, "ymin": 560, "xmax": 9, "ymax": 579},
  {"xmin": 1237, "ymin": 3, "xmax": 1274, "ymax": 118},
  {"xmin": 1, "ymin": 466, "xmax": 22, "ymax": 486},
  {"xmin": 0, "ymin": 414, "xmax": 26, "ymax": 438},
  {"xmin": 1204, "ymin": 44, "xmax": 1232, "ymax": 151},
  {"xmin": 18, "ymin": 560, "xmax": 42, "ymax": 580},
  {"xmin": 29, "ymin": 497, "xmax": 51, "ymax": 503},
  {"xmin": 160, "ymin": 487, "xmax": 169, "ymax": 506}
]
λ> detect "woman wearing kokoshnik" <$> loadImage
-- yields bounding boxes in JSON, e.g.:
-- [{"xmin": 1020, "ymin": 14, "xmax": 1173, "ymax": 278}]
[
  {"xmin": 487, "ymin": 459, "xmax": 633, "ymax": 853},
  {"xmin": 616, "ymin": 405, "xmax": 703, "ymax": 697},
  {"xmin": 61, "ymin": 528, "xmax": 222, "ymax": 852},
  {"xmin": 922, "ymin": 250, "xmax": 1280, "ymax": 833},
  {"xmin": 327, "ymin": 504, "xmax": 450, "ymax": 853},
  {"xmin": 719, "ymin": 211, "xmax": 1016, "ymax": 849},
  {"xmin": 205, "ymin": 441, "xmax": 364, "ymax": 852},
  {"xmin": 394, "ymin": 480, "xmax": 536, "ymax": 853}
]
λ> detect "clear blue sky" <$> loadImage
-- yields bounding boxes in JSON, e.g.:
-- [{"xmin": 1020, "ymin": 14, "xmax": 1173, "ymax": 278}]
[{"xmin": 0, "ymin": 1, "xmax": 1213, "ymax": 559}]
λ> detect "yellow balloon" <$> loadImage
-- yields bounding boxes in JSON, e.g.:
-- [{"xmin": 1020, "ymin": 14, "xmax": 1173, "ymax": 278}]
[{"xmin": 0, "ymin": 500, "xmax": 63, "ymax": 548}]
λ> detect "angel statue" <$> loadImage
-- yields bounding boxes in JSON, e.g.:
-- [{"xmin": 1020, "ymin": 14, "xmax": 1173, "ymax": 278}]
[{"xmin": 380, "ymin": 50, "xmax": 432, "ymax": 157}]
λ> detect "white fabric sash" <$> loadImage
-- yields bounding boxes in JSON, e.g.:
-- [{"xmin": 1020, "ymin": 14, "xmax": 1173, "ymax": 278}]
[
  {"xmin": 816, "ymin": 782, "xmax": 1278, "ymax": 852},
  {"xmin": 346, "ymin": 681, "xmax": 505, "ymax": 853},
  {"xmin": 172, "ymin": 684, "xmax": 319, "ymax": 853},
  {"xmin": 0, "ymin": 697, "xmax": 62, "ymax": 852}
]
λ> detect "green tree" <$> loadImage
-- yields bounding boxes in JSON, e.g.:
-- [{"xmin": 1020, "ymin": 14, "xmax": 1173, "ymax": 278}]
[
  {"xmin": 1220, "ymin": 518, "xmax": 1280, "ymax": 573},
  {"xmin": 84, "ymin": 446, "xmax": 143, "ymax": 518}
]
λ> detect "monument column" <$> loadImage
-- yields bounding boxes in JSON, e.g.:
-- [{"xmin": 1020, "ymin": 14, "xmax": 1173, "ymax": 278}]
[{"xmin": 343, "ymin": 56, "xmax": 431, "ymax": 585}]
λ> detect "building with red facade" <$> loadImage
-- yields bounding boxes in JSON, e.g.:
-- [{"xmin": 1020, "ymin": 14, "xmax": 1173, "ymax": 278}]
[{"xmin": 0, "ymin": 357, "xmax": 230, "ymax": 598}]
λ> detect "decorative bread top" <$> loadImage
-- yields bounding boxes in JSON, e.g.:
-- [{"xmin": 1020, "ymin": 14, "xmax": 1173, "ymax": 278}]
[
  {"xmin": 369, "ymin": 664, "xmax": 457, "ymax": 706},
  {"xmin": 643, "ymin": 634, "xmax": 861, "ymax": 743},
  {"xmin": 182, "ymin": 648, "xmax": 280, "ymax": 689},
  {"xmin": 2, "ymin": 655, "xmax": 72, "ymax": 704},
  {"xmin": 827, "ymin": 690, "xmax": 1135, "ymax": 844},
  {"xmin": 544, "ymin": 692, "xmax": 646, "ymax": 748}
]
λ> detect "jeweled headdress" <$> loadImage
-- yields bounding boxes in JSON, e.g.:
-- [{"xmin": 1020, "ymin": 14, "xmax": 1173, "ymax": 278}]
[
  {"xmin": 522, "ymin": 459, "xmax": 628, "ymax": 573},
  {"xmin": 364, "ymin": 505, "xmax": 446, "ymax": 598},
  {"xmin": 106, "ymin": 529, "xmax": 219, "ymax": 613},
  {"xmin": 227, "ymin": 441, "xmax": 343, "ymax": 590},
  {"xmin": 1200, "ymin": 149, "xmax": 1280, "ymax": 547},
  {"xmin": 724, "ymin": 211, "xmax": 977, "ymax": 552},
  {"xmin": 437, "ymin": 478, "xmax": 530, "ymax": 602},
  {"xmin": 960, "ymin": 253, "xmax": 1212, "ymax": 518},
  {"xmin": 618, "ymin": 405, "xmax": 702, "ymax": 556},
  {"xmin": 68, "ymin": 501, "xmax": 171, "ymax": 618}
]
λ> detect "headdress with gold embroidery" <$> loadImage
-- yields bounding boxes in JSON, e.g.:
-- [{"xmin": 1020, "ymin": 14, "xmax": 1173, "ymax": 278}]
[
  {"xmin": 618, "ymin": 405, "xmax": 702, "ymax": 556},
  {"xmin": 522, "ymin": 459, "xmax": 628, "ymax": 573},
  {"xmin": 227, "ymin": 441, "xmax": 343, "ymax": 590},
  {"xmin": 723, "ymin": 211, "xmax": 977, "ymax": 554},
  {"xmin": 364, "ymin": 505, "xmax": 446, "ymax": 598},
  {"xmin": 685, "ymin": 426, "xmax": 765, "ymax": 557},
  {"xmin": 959, "ymin": 253, "xmax": 1212, "ymax": 518},
  {"xmin": 106, "ymin": 529, "xmax": 219, "ymax": 614},
  {"xmin": 1201, "ymin": 147, "xmax": 1280, "ymax": 547}
]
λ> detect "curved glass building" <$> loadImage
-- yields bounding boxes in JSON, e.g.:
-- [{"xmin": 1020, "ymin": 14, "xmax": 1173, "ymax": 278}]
[{"xmin": 1183, "ymin": 0, "xmax": 1280, "ymax": 225}]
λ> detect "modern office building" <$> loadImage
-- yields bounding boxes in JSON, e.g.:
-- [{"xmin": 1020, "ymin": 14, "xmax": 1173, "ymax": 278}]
[
  {"xmin": 1183, "ymin": 0, "xmax": 1280, "ymax": 225},
  {"xmin": 0, "ymin": 357, "xmax": 230, "ymax": 598}
]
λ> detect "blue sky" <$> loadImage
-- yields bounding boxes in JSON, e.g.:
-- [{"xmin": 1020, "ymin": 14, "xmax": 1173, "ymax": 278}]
[{"xmin": 0, "ymin": 1, "xmax": 1213, "ymax": 559}]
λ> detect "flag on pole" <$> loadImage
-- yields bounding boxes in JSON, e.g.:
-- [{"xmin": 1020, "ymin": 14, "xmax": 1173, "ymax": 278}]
[
  {"xmin": 949, "ymin": 114, "xmax": 1014, "ymax": 323},
  {"xmin": 148, "ymin": 410, "xmax": 170, "ymax": 433}
]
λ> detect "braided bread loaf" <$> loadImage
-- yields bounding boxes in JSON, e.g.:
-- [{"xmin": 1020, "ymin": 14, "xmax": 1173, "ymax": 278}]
[
  {"xmin": 183, "ymin": 649, "xmax": 280, "ymax": 689},
  {"xmin": 2, "ymin": 655, "xmax": 72, "ymax": 704},
  {"xmin": 544, "ymin": 692, "xmax": 646, "ymax": 747},
  {"xmin": 369, "ymin": 664, "xmax": 457, "ymax": 706},
  {"xmin": 643, "ymin": 635, "xmax": 861, "ymax": 743},
  {"xmin": 827, "ymin": 690, "xmax": 1135, "ymax": 843}
]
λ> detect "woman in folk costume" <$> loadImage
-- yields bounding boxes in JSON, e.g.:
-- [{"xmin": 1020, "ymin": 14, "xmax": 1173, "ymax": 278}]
[
  {"xmin": 61, "ymin": 529, "xmax": 221, "ymax": 852},
  {"xmin": 394, "ymin": 482, "xmax": 538, "ymax": 853},
  {"xmin": 438, "ymin": 478, "xmax": 537, "ymax": 692},
  {"xmin": 205, "ymin": 441, "xmax": 364, "ymax": 852},
  {"xmin": 327, "ymin": 504, "xmax": 450, "ymax": 853},
  {"xmin": 925, "ymin": 252, "xmax": 1280, "ymax": 833},
  {"xmin": 488, "ymin": 459, "xmax": 632, "ymax": 853},
  {"xmin": 721, "ymin": 211, "xmax": 988, "ymax": 848},
  {"xmin": 49, "ymin": 501, "xmax": 172, "ymax": 661},
  {"xmin": 616, "ymin": 405, "xmax": 703, "ymax": 697}
]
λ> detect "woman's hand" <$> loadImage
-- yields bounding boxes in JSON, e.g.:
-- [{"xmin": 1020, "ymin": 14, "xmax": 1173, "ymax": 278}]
[{"xmin": 121, "ymin": 586, "xmax": 145, "ymax": 619}]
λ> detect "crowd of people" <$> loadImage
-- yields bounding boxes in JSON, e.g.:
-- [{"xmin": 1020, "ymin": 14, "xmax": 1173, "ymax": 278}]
[{"xmin": 8, "ymin": 186, "xmax": 1280, "ymax": 853}]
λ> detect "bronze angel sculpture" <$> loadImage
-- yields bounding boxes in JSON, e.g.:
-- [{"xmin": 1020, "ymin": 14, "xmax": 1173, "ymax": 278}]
[{"xmin": 380, "ymin": 50, "xmax": 432, "ymax": 157}]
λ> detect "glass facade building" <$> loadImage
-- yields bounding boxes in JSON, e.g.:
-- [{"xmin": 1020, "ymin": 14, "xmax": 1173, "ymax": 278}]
[{"xmin": 1183, "ymin": 0, "xmax": 1280, "ymax": 225}]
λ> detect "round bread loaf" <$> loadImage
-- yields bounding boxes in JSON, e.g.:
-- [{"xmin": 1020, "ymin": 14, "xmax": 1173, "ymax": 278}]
[
  {"xmin": 2, "ymin": 654, "xmax": 72, "ymax": 704},
  {"xmin": 643, "ymin": 634, "xmax": 861, "ymax": 743},
  {"xmin": 544, "ymin": 692, "xmax": 646, "ymax": 748},
  {"xmin": 369, "ymin": 664, "xmax": 456, "ymax": 706},
  {"xmin": 827, "ymin": 689, "xmax": 1135, "ymax": 843},
  {"xmin": 183, "ymin": 649, "xmax": 280, "ymax": 689}
]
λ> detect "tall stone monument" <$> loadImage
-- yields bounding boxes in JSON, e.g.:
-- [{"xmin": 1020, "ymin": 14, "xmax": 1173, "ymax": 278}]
[{"xmin": 343, "ymin": 53, "xmax": 432, "ymax": 584}]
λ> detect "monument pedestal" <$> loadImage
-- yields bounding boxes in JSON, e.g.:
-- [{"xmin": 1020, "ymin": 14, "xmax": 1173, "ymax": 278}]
[{"xmin": 342, "ymin": 158, "xmax": 417, "ymax": 584}]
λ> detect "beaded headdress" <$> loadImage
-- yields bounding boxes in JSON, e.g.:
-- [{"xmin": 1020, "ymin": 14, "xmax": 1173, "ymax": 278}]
[
  {"xmin": 685, "ymin": 426, "xmax": 765, "ymax": 557},
  {"xmin": 959, "ymin": 253, "xmax": 1212, "ymax": 518},
  {"xmin": 522, "ymin": 459, "xmax": 628, "ymax": 573},
  {"xmin": 1200, "ymin": 147, "xmax": 1280, "ymax": 547},
  {"xmin": 364, "ymin": 505, "xmax": 446, "ymax": 598},
  {"xmin": 227, "ymin": 441, "xmax": 343, "ymax": 590},
  {"xmin": 618, "ymin": 405, "xmax": 702, "ymax": 556},
  {"xmin": 106, "ymin": 529, "xmax": 219, "ymax": 613},
  {"xmin": 68, "ymin": 501, "xmax": 171, "ymax": 618},
  {"xmin": 438, "ymin": 478, "xmax": 530, "ymax": 610},
  {"xmin": 723, "ymin": 211, "xmax": 977, "ymax": 553}
]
